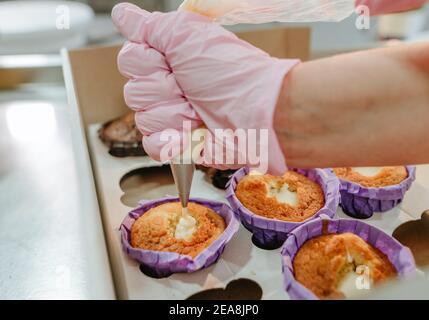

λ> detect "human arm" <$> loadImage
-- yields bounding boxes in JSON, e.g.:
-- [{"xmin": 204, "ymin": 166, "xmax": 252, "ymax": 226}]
[{"xmin": 275, "ymin": 42, "xmax": 429, "ymax": 168}]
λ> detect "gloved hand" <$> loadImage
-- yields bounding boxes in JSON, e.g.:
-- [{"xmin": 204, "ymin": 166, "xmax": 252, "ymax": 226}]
[
  {"xmin": 111, "ymin": 3, "xmax": 299, "ymax": 174},
  {"xmin": 356, "ymin": 0, "xmax": 427, "ymax": 15}
]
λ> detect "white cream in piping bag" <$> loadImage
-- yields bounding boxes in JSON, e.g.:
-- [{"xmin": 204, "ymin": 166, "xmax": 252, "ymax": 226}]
[
  {"xmin": 352, "ymin": 167, "xmax": 383, "ymax": 177},
  {"xmin": 175, "ymin": 207, "xmax": 197, "ymax": 241},
  {"xmin": 266, "ymin": 181, "xmax": 298, "ymax": 206},
  {"xmin": 180, "ymin": 0, "xmax": 237, "ymax": 19}
]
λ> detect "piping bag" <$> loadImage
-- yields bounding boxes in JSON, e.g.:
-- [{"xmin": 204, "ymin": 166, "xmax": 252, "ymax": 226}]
[
  {"xmin": 170, "ymin": 161, "xmax": 195, "ymax": 215},
  {"xmin": 179, "ymin": 0, "xmax": 356, "ymax": 25},
  {"xmin": 170, "ymin": 161, "xmax": 196, "ymax": 240},
  {"xmin": 169, "ymin": 128, "xmax": 206, "ymax": 240}
]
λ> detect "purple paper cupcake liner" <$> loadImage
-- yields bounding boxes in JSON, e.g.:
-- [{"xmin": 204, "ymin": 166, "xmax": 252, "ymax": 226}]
[
  {"xmin": 226, "ymin": 167, "xmax": 341, "ymax": 249},
  {"xmin": 120, "ymin": 197, "xmax": 240, "ymax": 278},
  {"xmin": 334, "ymin": 166, "xmax": 416, "ymax": 219},
  {"xmin": 281, "ymin": 218, "xmax": 416, "ymax": 300}
]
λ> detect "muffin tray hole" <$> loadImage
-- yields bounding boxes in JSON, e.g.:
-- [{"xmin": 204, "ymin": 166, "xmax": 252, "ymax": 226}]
[
  {"xmin": 242, "ymin": 220, "xmax": 286, "ymax": 250},
  {"xmin": 393, "ymin": 210, "xmax": 429, "ymax": 268},
  {"xmin": 139, "ymin": 264, "xmax": 172, "ymax": 279},
  {"xmin": 251, "ymin": 234, "xmax": 283, "ymax": 250},
  {"xmin": 186, "ymin": 278, "xmax": 263, "ymax": 300},
  {"xmin": 119, "ymin": 165, "xmax": 176, "ymax": 207}
]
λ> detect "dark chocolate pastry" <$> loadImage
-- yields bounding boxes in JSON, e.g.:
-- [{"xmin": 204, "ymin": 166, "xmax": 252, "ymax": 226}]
[
  {"xmin": 99, "ymin": 112, "xmax": 146, "ymax": 157},
  {"xmin": 212, "ymin": 169, "xmax": 237, "ymax": 189},
  {"xmin": 196, "ymin": 166, "xmax": 237, "ymax": 190}
]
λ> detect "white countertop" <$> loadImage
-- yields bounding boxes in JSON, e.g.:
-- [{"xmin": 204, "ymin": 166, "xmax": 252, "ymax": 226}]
[{"xmin": 0, "ymin": 84, "xmax": 115, "ymax": 299}]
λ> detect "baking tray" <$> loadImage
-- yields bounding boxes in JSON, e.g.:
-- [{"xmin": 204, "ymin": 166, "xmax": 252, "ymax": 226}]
[{"xmin": 87, "ymin": 124, "xmax": 429, "ymax": 300}]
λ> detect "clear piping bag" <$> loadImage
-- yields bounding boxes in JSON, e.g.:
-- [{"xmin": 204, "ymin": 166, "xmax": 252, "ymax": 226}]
[{"xmin": 179, "ymin": 0, "xmax": 356, "ymax": 25}]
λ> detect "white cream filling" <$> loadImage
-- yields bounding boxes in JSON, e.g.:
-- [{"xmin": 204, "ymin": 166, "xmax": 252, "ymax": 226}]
[
  {"xmin": 174, "ymin": 207, "xmax": 197, "ymax": 241},
  {"xmin": 266, "ymin": 181, "xmax": 298, "ymax": 206},
  {"xmin": 352, "ymin": 167, "xmax": 383, "ymax": 177}
]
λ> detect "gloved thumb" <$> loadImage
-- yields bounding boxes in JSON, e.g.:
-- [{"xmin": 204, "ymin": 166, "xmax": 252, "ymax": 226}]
[{"xmin": 111, "ymin": 2, "xmax": 151, "ymax": 43}]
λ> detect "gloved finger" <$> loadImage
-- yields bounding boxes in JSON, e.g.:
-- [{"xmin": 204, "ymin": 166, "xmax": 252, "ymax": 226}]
[
  {"xmin": 143, "ymin": 127, "xmax": 247, "ymax": 171},
  {"xmin": 134, "ymin": 102, "xmax": 202, "ymax": 136},
  {"xmin": 112, "ymin": 3, "xmax": 212, "ymax": 52},
  {"xmin": 142, "ymin": 130, "xmax": 190, "ymax": 162},
  {"xmin": 196, "ymin": 128, "xmax": 286, "ymax": 174},
  {"xmin": 143, "ymin": 129, "xmax": 235, "ymax": 169},
  {"xmin": 192, "ymin": 130, "xmax": 252, "ymax": 171},
  {"xmin": 123, "ymin": 72, "xmax": 183, "ymax": 111},
  {"xmin": 118, "ymin": 42, "xmax": 169, "ymax": 78},
  {"xmin": 125, "ymin": 9, "xmax": 212, "ymax": 55},
  {"xmin": 111, "ymin": 2, "xmax": 152, "ymax": 43}
]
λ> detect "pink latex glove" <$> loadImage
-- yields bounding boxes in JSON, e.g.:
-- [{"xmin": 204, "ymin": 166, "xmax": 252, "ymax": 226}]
[
  {"xmin": 356, "ymin": 0, "xmax": 427, "ymax": 15},
  {"xmin": 111, "ymin": 3, "xmax": 299, "ymax": 174}
]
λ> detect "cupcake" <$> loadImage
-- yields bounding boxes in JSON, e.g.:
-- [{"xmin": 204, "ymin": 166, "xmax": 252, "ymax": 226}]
[
  {"xmin": 131, "ymin": 202, "xmax": 225, "ymax": 258},
  {"xmin": 293, "ymin": 233, "xmax": 397, "ymax": 299},
  {"xmin": 282, "ymin": 219, "xmax": 416, "ymax": 300},
  {"xmin": 226, "ymin": 168, "xmax": 340, "ymax": 248},
  {"xmin": 99, "ymin": 112, "xmax": 146, "ymax": 157},
  {"xmin": 332, "ymin": 166, "xmax": 416, "ymax": 219},
  {"xmin": 120, "ymin": 197, "xmax": 240, "ymax": 277},
  {"xmin": 235, "ymin": 171, "xmax": 325, "ymax": 222}
]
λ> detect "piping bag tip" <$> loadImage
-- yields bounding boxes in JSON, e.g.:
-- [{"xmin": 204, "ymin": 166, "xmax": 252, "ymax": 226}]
[{"xmin": 170, "ymin": 162, "xmax": 196, "ymax": 213}]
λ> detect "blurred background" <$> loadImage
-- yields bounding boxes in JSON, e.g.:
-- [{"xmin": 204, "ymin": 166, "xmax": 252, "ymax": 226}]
[{"xmin": 1, "ymin": 0, "xmax": 429, "ymax": 87}]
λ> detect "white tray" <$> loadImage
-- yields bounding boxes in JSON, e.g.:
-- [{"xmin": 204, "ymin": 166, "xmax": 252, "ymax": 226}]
[{"xmin": 87, "ymin": 124, "xmax": 429, "ymax": 300}]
